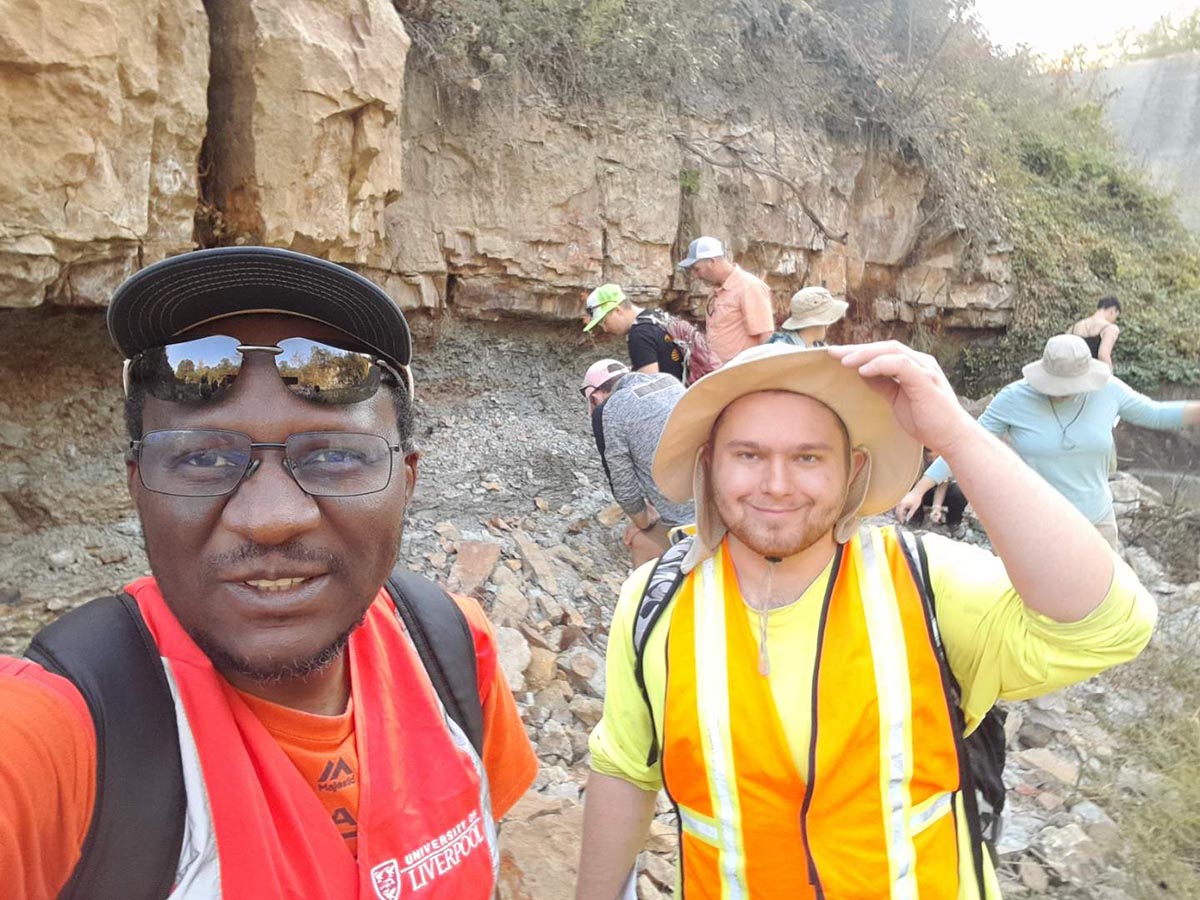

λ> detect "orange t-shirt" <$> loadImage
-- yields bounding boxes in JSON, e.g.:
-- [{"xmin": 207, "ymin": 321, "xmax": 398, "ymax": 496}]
[
  {"xmin": 0, "ymin": 594, "xmax": 536, "ymax": 899},
  {"xmin": 705, "ymin": 265, "xmax": 776, "ymax": 364}
]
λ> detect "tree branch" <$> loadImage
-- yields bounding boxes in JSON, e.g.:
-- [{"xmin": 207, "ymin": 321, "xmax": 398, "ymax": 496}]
[{"xmin": 673, "ymin": 133, "xmax": 849, "ymax": 245}]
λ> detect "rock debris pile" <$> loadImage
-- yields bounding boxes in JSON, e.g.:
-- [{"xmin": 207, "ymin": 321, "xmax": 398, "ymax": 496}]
[{"xmin": 2, "ymin": 319, "xmax": 1195, "ymax": 898}]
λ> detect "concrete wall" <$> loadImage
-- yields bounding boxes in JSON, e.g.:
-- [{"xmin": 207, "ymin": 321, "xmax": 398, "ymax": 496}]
[{"xmin": 1097, "ymin": 51, "xmax": 1200, "ymax": 233}]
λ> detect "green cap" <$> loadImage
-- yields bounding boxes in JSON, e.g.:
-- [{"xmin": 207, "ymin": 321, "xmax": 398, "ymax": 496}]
[{"xmin": 582, "ymin": 284, "xmax": 625, "ymax": 332}]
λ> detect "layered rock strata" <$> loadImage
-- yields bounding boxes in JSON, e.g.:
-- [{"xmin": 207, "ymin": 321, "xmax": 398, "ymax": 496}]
[{"xmin": 1, "ymin": 0, "xmax": 1012, "ymax": 334}]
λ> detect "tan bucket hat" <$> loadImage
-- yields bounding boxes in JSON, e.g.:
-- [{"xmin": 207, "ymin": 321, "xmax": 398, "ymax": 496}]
[
  {"xmin": 1023, "ymin": 334, "xmax": 1110, "ymax": 395},
  {"xmin": 652, "ymin": 343, "xmax": 923, "ymax": 568},
  {"xmin": 781, "ymin": 286, "xmax": 849, "ymax": 330}
]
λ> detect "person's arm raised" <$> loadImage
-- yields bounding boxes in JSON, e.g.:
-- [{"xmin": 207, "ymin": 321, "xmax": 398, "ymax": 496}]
[{"xmin": 830, "ymin": 342, "xmax": 1114, "ymax": 622}]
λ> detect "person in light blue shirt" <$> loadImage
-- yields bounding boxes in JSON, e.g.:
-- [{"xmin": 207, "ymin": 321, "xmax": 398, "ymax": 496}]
[{"xmin": 896, "ymin": 335, "xmax": 1200, "ymax": 548}]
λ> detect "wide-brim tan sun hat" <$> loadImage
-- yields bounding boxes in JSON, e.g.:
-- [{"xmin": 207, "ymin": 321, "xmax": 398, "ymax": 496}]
[
  {"xmin": 1022, "ymin": 334, "xmax": 1110, "ymax": 395},
  {"xmin": 652, "ymin": 343, "xmax": 923, "ymax": 514},
  {"xmin": 781, "ymin": 286, "xmax": 849, "ymax": 330}
]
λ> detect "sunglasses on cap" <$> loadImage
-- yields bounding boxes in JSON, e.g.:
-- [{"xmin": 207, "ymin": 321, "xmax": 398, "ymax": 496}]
[{"xmin": 122, "ymin": 335, "xmax": 414, "ymax": 405}]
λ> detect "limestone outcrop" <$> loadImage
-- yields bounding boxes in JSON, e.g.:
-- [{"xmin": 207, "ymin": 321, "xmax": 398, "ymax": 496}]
[
  {"xmin": 201, "ymin": 0, "xmax": 409, "ymax": 260},
  {"xmin": 0, "ymin": 0, "xmax": 1013, "ymax": 334},
  {"xmin": 382, "ymin": 75, "xmax": 1015, "ymax": 329},
  {"xmin": 0, "ymin": 0, "xmax": 208, "ymax": 307}
]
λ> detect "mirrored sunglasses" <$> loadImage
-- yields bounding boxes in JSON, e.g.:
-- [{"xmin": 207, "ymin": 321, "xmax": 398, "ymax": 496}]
[{"xmin": 123, "ymin": 335, "xmax": 413, "ymax": 405}]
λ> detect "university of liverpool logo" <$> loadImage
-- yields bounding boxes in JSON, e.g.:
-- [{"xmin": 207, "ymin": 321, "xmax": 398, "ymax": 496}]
[
  {"xmin": 372, "ymin": 811, "xmax": 487, "ymax": 897},
  {"xmin": 370, "ymin": 859, "xmax": 402, "ymax": 900}
]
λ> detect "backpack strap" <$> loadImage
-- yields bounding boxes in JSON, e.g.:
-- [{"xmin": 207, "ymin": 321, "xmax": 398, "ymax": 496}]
[
  {"xmin": 385, "ymin": 569, "xmax": 485, "ymax": 758},
  {"xmin": 23, "ymin": 577, "xmax": 485, "ymax": 899},
  {"xmin": 632, "ymin": 536, "xmax": 694, "ymax": 766},
  {"xmin": 895, "ymin": 527, "xmax": 991, "ymax": 898},
  {"xmin": 24, "ymin": 594, "xmax": 185, "ymax": 900}
]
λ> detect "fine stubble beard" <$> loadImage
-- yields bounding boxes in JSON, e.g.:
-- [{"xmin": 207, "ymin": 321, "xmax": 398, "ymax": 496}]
[
  {"xmin": 713, "ymin": 471, "xmax": 849, "ymax": 560},
  {"xmin": 152, "ymin": 537, "xmax": 384, "ymax": 687},
  {"xmin": 191, "ymin": 612, "xmax": 368, "ymax": 686}
]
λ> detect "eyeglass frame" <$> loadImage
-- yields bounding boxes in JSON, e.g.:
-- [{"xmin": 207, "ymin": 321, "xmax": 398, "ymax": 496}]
[
  {"xmin": 127, "ymin": 429, "xmax": 406, "ymax": 498},
  {"xmin": 121, "ymin": 340, "xmax": 416, "ymax": 403}
]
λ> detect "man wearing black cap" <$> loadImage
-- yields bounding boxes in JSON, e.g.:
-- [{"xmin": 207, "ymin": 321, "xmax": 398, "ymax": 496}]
[{"xmin": 0, "ymin": 248, "xmax": 536, "ymax": 900}]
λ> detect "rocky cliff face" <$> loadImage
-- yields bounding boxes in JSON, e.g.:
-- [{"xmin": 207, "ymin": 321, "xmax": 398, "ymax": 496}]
[
  {"xmin": 0, "ymin": 0, "xmax": 1014, "ymax": 335},
  {"xmin": 383, "ymin": 75, "xmax": 1015, "ymax": 332},
  {"xmin": 0, "ymin": 0, "xmax": 208, "ymax": 306}
]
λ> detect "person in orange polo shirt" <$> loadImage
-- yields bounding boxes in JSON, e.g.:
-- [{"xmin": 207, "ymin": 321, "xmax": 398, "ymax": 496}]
[
  {"xmin": 0, "ymin": 248, "xmax": 537, "ymax": 900},
  {"xmin": 678, "ymin": 236, "xmax": 775, "ymax": 365}
]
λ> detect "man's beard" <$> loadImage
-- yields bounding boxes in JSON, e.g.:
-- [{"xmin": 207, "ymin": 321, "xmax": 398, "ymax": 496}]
[
  {"xmin": 716, "ymin": 491, "xmax": 846, "ymax": 560},
  {"xmin": 191, "ymin": 610, "xmax": 368, "ymax": 685}
]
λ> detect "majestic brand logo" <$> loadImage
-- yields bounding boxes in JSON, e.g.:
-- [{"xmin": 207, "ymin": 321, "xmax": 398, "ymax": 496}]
[
  {"xmin": 318, "ymin": 757, "xmax": 356, "ymax": 792},
  {"xmin": 370, "ymin": 859, "xmax": 402, "ymax": 900}
]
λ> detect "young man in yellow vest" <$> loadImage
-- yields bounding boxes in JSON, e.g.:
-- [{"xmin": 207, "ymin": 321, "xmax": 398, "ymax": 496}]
[{"xmin": 576, "ymin": 341, "xmax": 1156, "ymax": 900}]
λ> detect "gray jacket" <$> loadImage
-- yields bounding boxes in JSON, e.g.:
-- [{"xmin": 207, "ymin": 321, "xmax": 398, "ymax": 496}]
[{"xmin": 597, "ymin": 372, "xmax": 695, "ymax": 526}]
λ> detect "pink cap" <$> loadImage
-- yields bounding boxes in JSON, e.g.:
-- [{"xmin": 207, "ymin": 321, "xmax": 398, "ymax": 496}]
[{"xmin": 581, "ymin": 358, "xmax": 629, "ymax": 398}]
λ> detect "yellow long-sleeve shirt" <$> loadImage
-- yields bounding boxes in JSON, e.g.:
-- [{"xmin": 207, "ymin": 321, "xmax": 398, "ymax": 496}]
[{"xmin": 589, "ymin": 531, "xmax": 1157, "ymax": 791}]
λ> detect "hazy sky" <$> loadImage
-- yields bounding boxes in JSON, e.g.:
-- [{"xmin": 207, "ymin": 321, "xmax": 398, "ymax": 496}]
[{"xmin": 971, "ymin": 0, "xmax": 1199, "ymax": 57}]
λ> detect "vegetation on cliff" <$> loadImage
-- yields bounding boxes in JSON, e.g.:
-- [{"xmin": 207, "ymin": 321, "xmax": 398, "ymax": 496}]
[{"xmin": 395, "ymin": 0, "xmax": 1200, "ymax": 392}]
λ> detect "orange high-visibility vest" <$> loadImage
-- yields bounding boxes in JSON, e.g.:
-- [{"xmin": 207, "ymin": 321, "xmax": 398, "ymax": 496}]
[
  {"xmin": 661, "ymin": 528, "xmax": 979, "ymax": 899},
  {"xmin": 127, "ymin": 577, "xmax": 498, "ymax": 900}
]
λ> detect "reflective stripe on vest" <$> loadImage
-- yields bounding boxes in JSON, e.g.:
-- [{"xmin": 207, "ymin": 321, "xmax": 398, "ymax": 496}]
[
  {"xmin": 661, "ymin": 530, "xmax": 966, "ymax": 899},
  {"xmin": 126, "ymin": 577, "xmax": 497, "ymax": 900}
]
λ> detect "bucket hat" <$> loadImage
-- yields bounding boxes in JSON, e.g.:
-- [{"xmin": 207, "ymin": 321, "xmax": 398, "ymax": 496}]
[
  {"xmin": 1023, "ymin": 335, "xmax": 1110, "ymax": 395},
  {"xmin": 782, "ymin": 286, "xmax": 849, "ymax": 330},
  {"xmin": 652, "ymin": 343, "xmax": 923, "ymax": 568}
]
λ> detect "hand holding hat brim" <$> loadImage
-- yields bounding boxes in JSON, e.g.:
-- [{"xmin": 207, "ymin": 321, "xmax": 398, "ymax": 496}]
[{"xmin": 826, "ymin": 342, "xmax": 978, "ymax": 457}]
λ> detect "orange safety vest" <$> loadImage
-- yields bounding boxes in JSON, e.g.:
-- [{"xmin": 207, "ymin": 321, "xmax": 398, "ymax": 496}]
[
  {"xmin": 127, "ymin": 577, "xmax": 498, "ymax": 900},
  {"xmin": 661, "ymin": 529, "xmax": 976, "ymax": 899}
]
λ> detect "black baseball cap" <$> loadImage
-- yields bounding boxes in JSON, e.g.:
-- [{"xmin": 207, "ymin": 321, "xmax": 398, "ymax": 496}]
[{"xmin": 106, "ymin": 246, "xmax": 412, "ymax": 371}]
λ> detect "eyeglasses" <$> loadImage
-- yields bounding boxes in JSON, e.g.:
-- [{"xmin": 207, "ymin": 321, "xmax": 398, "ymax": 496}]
[
  {"xmin": 130, "ymin": 429, "xmax": 402, "ymax": 497},
  {"xmin": 123, "ymin": 335, "xmax": 413, "ymax": 405}
]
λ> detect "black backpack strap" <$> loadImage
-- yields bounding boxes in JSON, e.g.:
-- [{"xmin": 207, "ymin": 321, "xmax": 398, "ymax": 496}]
[
  {"xmin": 24, "ymin": 594, "xmax": 185, "ymax": 900},
  {"xmin": 896, "ymin": 527, "xmax": 991, "ymax": 898},
  {"xmin": 385, "ymin": 570, "xmax": 485, "ymax": 758},
  {"xmin": 632, "ymin": 536, "xmax": 694, "ymax": 766}
]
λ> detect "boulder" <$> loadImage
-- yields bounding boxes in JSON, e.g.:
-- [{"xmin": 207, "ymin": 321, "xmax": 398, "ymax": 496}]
[
  {"xmin": 491, "ymin": 583, "xmax": 531, "ymax": 629},
  {"xmin": 497, "ymin": 795, "xmax": 582, "ymax": 900},
  {"xmin": 495, "ymin": 626, "xmax": 532, "ymax": 693},
  {"xmin": 513, "ymin": 533, "xmax": 560, "ymax": 596},
  {"xmin": 1017, "ymin": 747, "xmax": 1080, "ymax": 787},
  {"xmin": 1036, "ymin": 823, "xmax": 1105, "ymax": 884},
  {"xmin": 558, "ymin": 644, "xmax": 606, "ymax": 698},
  {"xmin": 446, "ymin": 539, "xmax": 502, "ymax": 596},
  {"xmin": 524, "ymin": 647, "xmax": 559, "ymax": 693}
]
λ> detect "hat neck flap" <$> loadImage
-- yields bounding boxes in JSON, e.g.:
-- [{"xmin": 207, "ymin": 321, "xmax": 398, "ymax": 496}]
[{"xmin": 834, "ymin": 448, "xmax": 872, "ymax": 544}]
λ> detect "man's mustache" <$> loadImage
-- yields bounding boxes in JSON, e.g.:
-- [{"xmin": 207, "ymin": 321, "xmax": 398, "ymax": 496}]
[{"xmin": 205, "ymin": 542, "xmax": 347, "ymax": 575}]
